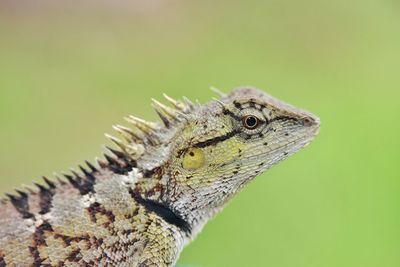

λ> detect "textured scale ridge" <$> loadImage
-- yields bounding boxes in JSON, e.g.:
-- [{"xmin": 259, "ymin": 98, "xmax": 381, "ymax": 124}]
[{"xmin": 0, "ymin": 87, "xmax": 320, "ymax": 266}]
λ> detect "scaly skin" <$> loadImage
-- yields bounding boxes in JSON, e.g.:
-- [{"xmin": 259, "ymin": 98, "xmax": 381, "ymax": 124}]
[{"xmin": 0, "ymin": 87, "xmax": 320, "ymax": 266}]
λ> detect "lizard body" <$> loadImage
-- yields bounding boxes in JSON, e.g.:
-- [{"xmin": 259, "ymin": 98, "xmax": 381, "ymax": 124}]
[{"xmin": 0, "ymin": 87, "xmax": 320, "ymax": 266}]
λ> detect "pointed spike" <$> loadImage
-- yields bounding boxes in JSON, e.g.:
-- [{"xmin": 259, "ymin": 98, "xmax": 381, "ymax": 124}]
[
  {"xmin": 65, "ymin": 172, "xmax": 91, "ymax": 195},
  {"xmin": 113, "ymin": 125, "xmax": 138, "ymax": 140},
  {"xmin": 23, "ymin": 184, "xmax": 36, "ymax": 194},
  {"xmin": 130, "ymin": 116, "xmax": 159, "ymax": 130},
  {"xmin": 79, "ymin": 165, "xmax": 89, "ymax": 176},
  {"xmin": 124, "ymin": 119, "xmax": 159, "ymax": 145},
  {"xmin": 163, "ymin": 93, "xmax": 186, "ymax": 111},
  {"xmin": 115, "ymin": 124, "xmax": 144, "ymax": 143},
  {"xmin": 210, "ymin": 86, "xmax": 227, "ymax": 98},
  {"xmin": 55, "ymin": 174, "xmax": 67, "ymax": 185},
  {"xmin": 64, "ymin": 174, "xmax": 75, "ymax": 182},
  {"xmin": 183, "ymin": 96, "xmax": 195, "ymax": 109},
  {"xmin": 195, "ymin": 99, "xmax": 201, "ymax": 107},
  {"xmin": 105, "ymin": 133, "xmax": 128, "ymax": 152},
  {"xmin": 8, "ymin": 190, "xmax": 34, "ymax": 219},
  {"xmin": 85, "ymin": 161, "xmax": 98, "ymax": 173},
  {"xmin": 79, "ymin": 165, "xmax": 95, "ymax": 182},
  {"xmin": 176, "ymin": 111, "xmax": 189, "ymax": 120},
  {"xmin": 212, "ymin": 97, "xmax": 229, "ymax": 109},
  {"xmin": 152, "ymin": 107, "xmax": 170, "ymax": 128},
  {"xmin": 105, "ymin": 133, "xmax": 123, "ymax": 144},
  {"xmin": 96, "ymin": 157, "xmax": 107, "ymax": 168},
  {"xmin": 34, "ymin": 182, "xmax": 47, "ymax": 192},
  {"xmin": 16, "ymin": 189, "xmax": 28, "ymax": 198},
  {"xmin": 106, "ymin": 146, "xmax": 127, "ymax": 159},
  {"xmin": 104, "ymin": 154, "xmax": 118, "ymax": 165},
  {"xmin": 6, "ymin": 193, "xmax": 16, "ymax": 201},
  {"xmin": 151, "ymin": 98, "xmax": 189, "ymax": 128},
  {"xmin": 64, "ymin": 174, "xmax": 81, "ymax": 189},
  {"xmin": 113, "ymin": 124, "xmax": 131, "ymax": 134},
  {"xmin": 43, "ymin": 176, "xmax": 56, "ymax": 189},
  {"xmin": 70, "ymin": 169, "xmax": 82, "ymax": 180},
  {"xmin": 125, "ymin": 116, "xmax": 158, "ymax": 132},
  {"xmin": 151, "ymin": 98, "xmax": 180, "ymax": 118}
]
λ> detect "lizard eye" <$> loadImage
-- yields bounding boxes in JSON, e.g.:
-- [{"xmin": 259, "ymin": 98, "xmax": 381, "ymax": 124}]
[{"xmin": 242, "ymin": 115, "xmax": 261, "ymax": 129}]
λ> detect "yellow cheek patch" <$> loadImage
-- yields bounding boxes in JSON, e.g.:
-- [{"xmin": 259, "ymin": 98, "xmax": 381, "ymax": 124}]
[{"xmin": 182, "ymin": 148, "xmax": 205, "ymax": 170}]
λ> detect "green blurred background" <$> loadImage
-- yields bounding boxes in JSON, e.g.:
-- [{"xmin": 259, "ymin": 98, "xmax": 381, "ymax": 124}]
[{"xmin": 0, "ymin": 0, "xmax": 399, "ymax": 266}]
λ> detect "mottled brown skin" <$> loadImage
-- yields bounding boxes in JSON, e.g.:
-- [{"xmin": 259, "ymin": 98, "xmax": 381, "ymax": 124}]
[{"xmin": 0, "ymin": 87, "xmax": 320, "ymax": 266}]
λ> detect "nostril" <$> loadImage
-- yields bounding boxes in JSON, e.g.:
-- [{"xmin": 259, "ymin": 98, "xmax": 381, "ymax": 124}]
[{"xmin": 302, "ymin": 117, "xmax": 314, "ymax": 126}]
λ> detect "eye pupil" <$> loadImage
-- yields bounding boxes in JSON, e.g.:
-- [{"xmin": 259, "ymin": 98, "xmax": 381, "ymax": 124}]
[{"xmin": 243, "ymin": 115, "xmax": 259, "ymax": 129}]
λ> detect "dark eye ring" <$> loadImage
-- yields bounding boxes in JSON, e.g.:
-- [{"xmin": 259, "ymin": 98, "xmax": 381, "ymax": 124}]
[{"xmin": 242, "ymin": 115, "xmax": 261, "ymax": 130}]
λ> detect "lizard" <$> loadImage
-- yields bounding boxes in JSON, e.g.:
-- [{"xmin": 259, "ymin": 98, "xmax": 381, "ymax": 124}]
[{"xmin": 0, "ymin": 86, "xmax": 320, "ymax": 266}]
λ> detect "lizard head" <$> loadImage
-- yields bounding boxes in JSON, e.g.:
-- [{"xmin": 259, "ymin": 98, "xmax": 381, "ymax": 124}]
[
  {"xmin": 163, "ymin": 87, "xmax": 320, "ymax": 230},
  {"xmin": 114, "ymin": 87, "xmax": 319, "ymax": 235}
]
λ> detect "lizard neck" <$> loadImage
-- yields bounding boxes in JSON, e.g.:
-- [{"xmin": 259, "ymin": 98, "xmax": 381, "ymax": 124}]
[{"xmin": 131, "ymin": 170, "xmax": 224, "ymax": 241}]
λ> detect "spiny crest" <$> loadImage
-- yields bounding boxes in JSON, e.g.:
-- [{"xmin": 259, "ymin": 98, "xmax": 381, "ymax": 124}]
[
  {"xmin": 1, "ymin": 94, "xmax": 195, "ymax": 203},
  {"xmin": 104, "ymin": 94, "xmax": 195, "ymax": 163},
  {"xmin": 1, "ymin": 160, "xmax": 99, "ymax": 204},
  {"xmin": 60, "ymin": 160, "xmax": 100, "ymax": 191}
]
